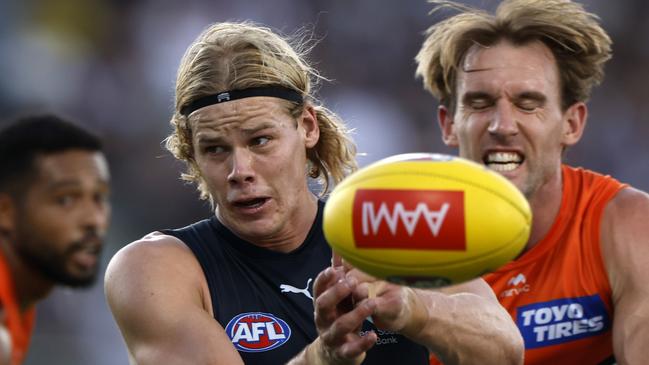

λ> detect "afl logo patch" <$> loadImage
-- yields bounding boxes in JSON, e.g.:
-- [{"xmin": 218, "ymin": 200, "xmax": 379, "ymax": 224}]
[{"xmin": 225, "ymin": 312, "xmax": 291, "ymax": 352}]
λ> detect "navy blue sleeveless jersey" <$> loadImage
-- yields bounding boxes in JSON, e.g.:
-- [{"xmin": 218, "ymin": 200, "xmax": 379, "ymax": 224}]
[{"xmin": 161, "ymin": 201, "xmax": 429, "ymax": 364}]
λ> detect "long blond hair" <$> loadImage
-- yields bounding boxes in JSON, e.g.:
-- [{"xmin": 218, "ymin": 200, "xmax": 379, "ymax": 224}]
[
  {"xmin": 165, "ymin": 22, "xmax": 357, "ymax": 202},
  {"xmin": 416, "ymin": 0, "xmax": 612, "ymax": 113}
]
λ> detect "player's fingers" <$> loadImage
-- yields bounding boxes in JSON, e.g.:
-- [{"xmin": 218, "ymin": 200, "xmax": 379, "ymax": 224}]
[
  {"xmin": 345, "ymin": 266, "xmax": 378, "ymax": 285},
  {"xmin": 339, "ymin": 257, "xmax": 356, "ymax": 273},
  {"xmin": 331, "ymin": 252, "xmax": 344, "ymax": 268},
  {"xmin": 321, "ymin": 299, "xmax": 375, "ymax": 346},
  {"xmin": 313, "ymin": 266, "xmax": 345, "ymax": 298},
  {"xmin": 314, "ymin": 275, "xmax": 357, "ymax": 328},
  {"xmin": 351, "ymin": 279, "xmax": 390, "ymax": 303},
  {"xmin": 350, "ymin": 281, "xmax": 370, "ymax": 303},
  {"xmin": 335, "ymin": 330, "xmax": 377, "ymax": 360}
]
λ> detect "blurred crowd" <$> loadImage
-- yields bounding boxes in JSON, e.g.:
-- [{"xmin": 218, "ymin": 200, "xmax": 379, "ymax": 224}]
[{"xmin": 0, "ymin": 0, "xmax": 646, "ymax": 364}]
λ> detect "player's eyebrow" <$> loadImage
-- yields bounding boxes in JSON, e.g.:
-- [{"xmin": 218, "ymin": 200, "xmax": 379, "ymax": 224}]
[
  {"xmin": 196, "ymin": 135, "xmax": 225, "ymax": 146},
  {"xmin": 239, "ymin": 122, "xmax": 278, "ymax": 135}
]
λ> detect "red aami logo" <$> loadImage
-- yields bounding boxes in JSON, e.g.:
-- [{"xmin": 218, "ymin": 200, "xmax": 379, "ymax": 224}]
[{"xmin": 352, "ymin": 189, "xmax": 465, "ymax": 250}]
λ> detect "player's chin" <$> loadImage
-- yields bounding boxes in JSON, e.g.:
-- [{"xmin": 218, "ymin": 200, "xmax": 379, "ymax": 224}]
[
  {"xmin": 61, "ymin": 270, "xmax": 99, "ymax": 288},
  {"xmin": 62, "ymin": 262, "xmax": 100, "ymax": 287},
  {"xmin": 244, "ymin": 223, "xmax": 282, "ymax": 240}
]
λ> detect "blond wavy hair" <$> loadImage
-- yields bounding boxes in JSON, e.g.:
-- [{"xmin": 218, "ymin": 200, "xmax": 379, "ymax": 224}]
[
  {"xmin": 415, "ymin": 0, "xmax": 612, "ymax": 113},
  {"xmin": 166, "ymin": 22, "xmax": 357, "ymax": 202}
]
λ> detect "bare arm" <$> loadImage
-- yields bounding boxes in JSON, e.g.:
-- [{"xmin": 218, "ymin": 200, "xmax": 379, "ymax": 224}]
[
  {"xmin": 104, "ymin": 233, "xmax": 244, "ymax": 365},
  {"xmin": 600, "ymin": 188, "xmax": 649, "ymax": 364},
  {"xmin": 411, "ymin": 279, "xmax": 523, "ymax": 364}
]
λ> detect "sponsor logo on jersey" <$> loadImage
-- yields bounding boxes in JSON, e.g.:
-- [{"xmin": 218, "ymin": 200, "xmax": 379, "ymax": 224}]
[
  {"xmin": 279, "ymin": 278, "xmax": 313, "ymax": 300},
  {"xmin": 499, "ymin": 273, "xmax": 531, "ymax": 298},
  {"xmin": 225, "ymin": 312, "xmax": 291, "ymax": 352},
  {"xmin": 516, "ymin": 295, "xmax": 610, "ymax": 349},
  {"xmin": 360, "ymin": 320, "xmax": 403, "ymax": 346},
  {"xmin": 508, "ymin": 273, "xmax": 526, "ymax": 286},
  {"xmin": 352, "ymin": 189, "xmax": 465, "ymax": 250},
  {"xmin": 359, "ymin": 328, "xmax": 401, "ymax": 346}
]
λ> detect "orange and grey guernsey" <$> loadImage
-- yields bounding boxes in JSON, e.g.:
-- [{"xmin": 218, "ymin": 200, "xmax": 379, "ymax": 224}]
[
  {"xmin": 430, "ymin": 165, "xmax": 625, "ymax": 365},
  {"xmin": 0, "ymin": 252, "xmax": 35, "ymax": 365},
  {"xmin": 487, "ymin": 165, "xmax": 624, "ymax": 364}
]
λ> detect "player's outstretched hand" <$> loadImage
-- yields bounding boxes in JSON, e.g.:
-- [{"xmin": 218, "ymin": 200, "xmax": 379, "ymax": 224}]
[{"xmin": 309, "ymin": 266, "xmax": 378, "ymax": 365}]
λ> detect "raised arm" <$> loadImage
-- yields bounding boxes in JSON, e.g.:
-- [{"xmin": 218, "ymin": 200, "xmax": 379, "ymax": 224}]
[
  {"xmin": 600, "ymin": 187, "xmax": 649, "ymax": 364},
  {"xmin": 104, "ymin": 233, "xmax": 244, "ymax": 365}
]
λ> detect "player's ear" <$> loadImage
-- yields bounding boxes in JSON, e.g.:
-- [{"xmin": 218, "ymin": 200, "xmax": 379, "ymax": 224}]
[
  {"xmin": 300, "ymin": 104, "xmax": 319, "ymax": 149},
  {"xmin": 438, "ymin": 105, "xmax": 459, "ymax": 147},
  {"xmin": 0, "ymin": 194, "xmax": 16, "ymax": 233},
  {"xmin": 562, "ymin": 101, "xmax": 587, "ymax": 147}
]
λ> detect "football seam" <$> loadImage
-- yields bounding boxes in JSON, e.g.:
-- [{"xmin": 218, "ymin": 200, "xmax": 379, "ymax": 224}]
[{"xmin": 336, "ymin": 224, "xmax": 528, "ymax": 272}]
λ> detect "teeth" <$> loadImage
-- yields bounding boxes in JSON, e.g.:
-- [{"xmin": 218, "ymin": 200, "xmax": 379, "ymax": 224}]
[
  {"xmin": 484, "ymin": 152, "xmax": 523, "ymax": 172},
  {"xmin": 487, "ymin": 162, "xmax": 520, "ymax": 172},
  {"xmin": 486, "ymin": 152, "xmax": 522, "ymax": 163}
]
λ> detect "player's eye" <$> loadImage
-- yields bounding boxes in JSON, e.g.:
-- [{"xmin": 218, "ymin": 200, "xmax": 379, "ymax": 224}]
[
  {"xmin": 252, "ymin": 136, "xmax": 271, "ymax": 146},
  {"xmin": 56, "ymin": 194, "xmax": 76, "ymax": 207},
  {"xmin": 94, "ymin": 191, "xmax": 110, "ymax": 205},
  {"xmin": 204, "ymin": 145, "xmax": 226, "ymax": 154},
  {"xmin": 517, "ymin": 100, "xmax": 541, "ymax": 112},
  {"xmin": 468, "ymin": 98, "xmax": 493, "ymax": 110}
]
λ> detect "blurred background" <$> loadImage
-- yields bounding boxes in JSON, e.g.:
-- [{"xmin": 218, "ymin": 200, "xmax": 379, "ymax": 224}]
[{"xmin": 0, "ymin": 0, "xmax": 646, "ymax": 363}]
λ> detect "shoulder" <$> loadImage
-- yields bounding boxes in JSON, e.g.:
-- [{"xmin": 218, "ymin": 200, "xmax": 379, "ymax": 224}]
[
  {"xmin": 106, "ymin": 232, "xmax": 199, "ymax": 282},
  {"xmin": 601, "ymin": 187, "xmax": 649, "ymax": 240},
  {"xmin": 604, "ymin": 186, "xmax": 649, "ymax": 212},
  {"xmin": 104, "ymin": 231, "xmax": 208, "ymax": 312},
  {"xmin": 103, "ymin": 234, "xmax": 241, "ymax": 364},
  {"xmin": 600, "ymin": 187, "xmax": 649, "ymax": 298}
]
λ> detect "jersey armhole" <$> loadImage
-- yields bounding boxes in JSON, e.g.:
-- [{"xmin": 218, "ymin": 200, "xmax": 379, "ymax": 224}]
[{"xmin": 584, "ymin": 183, "xmax": 627, "ymax": 307}]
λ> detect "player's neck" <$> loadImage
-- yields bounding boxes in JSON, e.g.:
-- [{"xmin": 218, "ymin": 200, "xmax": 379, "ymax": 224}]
[
  {"xmin": 524, "ymin": 168, "xmax": 563, "ymax": 254},
  {"xmin": 0, "ymin": 240, "xmax": 54, "ymax": 311},
  {"xmin": 269, "ymin": 193, "xmax": 318, "ymax": 253},
  {"xmin": 230, "ymin": 193, "xmax": 319, "ymax": 253}
]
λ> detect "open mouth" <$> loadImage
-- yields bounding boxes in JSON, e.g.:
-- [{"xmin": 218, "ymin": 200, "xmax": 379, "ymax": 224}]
[
  {"xmin": 483, "ymin": 151, "xmax": 524, "ymax": 172},
  {"xmin": 71, "ymin": 246, "xmax": 100, "ymax": 269},
  {"xmin": 233, "ymin": 197, "xmax": 269, "ymax": 209}
]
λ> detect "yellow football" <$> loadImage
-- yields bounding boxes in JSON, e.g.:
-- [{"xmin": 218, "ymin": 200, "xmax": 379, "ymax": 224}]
[{"xmin": 323, "ymin": 153, "xmax": 531, "ymax": 287}]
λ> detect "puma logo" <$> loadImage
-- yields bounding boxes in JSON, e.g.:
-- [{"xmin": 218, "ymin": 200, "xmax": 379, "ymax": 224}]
[{"xmin": 280, "ymin": 278, "xmax": 313, "ymax": 300}]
